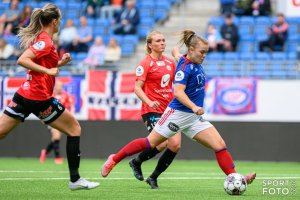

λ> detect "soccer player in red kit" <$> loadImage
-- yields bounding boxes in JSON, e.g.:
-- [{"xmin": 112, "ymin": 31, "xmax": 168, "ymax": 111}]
[
  {"xmin": 0, "ymin": 4, "xmax": 99, "ymax": 190},
  {"xmin": 40, "ymin": 80, "xmax": 75, "ymax": 165},
  {"xmin": 108, "ymin": 31, "xmax": 182, "ymax": 189}
]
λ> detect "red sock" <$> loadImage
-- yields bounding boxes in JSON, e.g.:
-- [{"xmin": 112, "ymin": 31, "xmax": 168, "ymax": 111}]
[
  {"xmin": 113, "ymin": 138, "xmax": 150, "ymax": 163},
  {"xmin": 215, "ymin": 148, "xmax": 236, "ymax": 175}
]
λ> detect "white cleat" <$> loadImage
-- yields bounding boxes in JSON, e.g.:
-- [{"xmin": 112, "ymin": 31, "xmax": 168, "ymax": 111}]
[{"xmin": 69, "ymin": 178, "xmax": 100, "ymax": 190}]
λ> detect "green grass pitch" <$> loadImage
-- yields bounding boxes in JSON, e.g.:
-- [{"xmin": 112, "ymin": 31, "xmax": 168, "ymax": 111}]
[{"xmin": 0, "ymin": 158, "xmax": 299, "ymax": 199}]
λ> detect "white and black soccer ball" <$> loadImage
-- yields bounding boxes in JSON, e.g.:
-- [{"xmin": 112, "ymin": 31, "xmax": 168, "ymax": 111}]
[{"xmin": 224, "ymin": 173, "xmax": 247, "ymax": 195}]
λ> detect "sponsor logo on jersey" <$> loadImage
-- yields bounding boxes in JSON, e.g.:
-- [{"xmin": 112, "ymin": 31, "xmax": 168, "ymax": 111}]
[
  {"xmin": 33, "ymin": 41, "xmax": 45, "ymax": 50},
  {"xmin": 164, "ymin": 59, "xmax": 172, "ymax": 64},
  {"xmin": 161, "ymin": 74, "xmax": 170, "ymax": 88},
  {"xmin": 166, "ymin": 65, "xmax": 171, "ymax": 71},
  {"xmin": 167, "ymin": 122, "xmax": 179, "ymax": 132},
  {"xmin": 156, "ymin": 61, "xmax": 165, "ymax": 66},
  {"xmin": 136, "ymin": 65, "xmax": 144, "ymax": 76},
  {"xmin": 150, "ymin": 61, "xmax": 154, "ymax": 67},
  {"xmin": 175, "ymin": 70, "xmax": 184, "ymax": 81}
]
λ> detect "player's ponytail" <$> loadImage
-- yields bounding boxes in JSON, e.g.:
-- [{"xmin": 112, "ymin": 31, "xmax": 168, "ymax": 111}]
[
  {"xmin": 18, "ymin": 3, "xmax": 61, "ymax": 49},
  {"xmin": 179, "ymin": 29, "xmax": 208, "ymax": 50}
]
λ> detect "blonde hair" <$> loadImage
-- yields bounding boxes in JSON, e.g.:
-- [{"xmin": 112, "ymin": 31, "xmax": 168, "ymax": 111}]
[
  {"xmin": 144, "ymin": 30, "xmax": 163, "ymax": 54},
  {"xmin": 18, "ymin": 3, "xmax": 61, "ymax": 50},
  {"xmin": 179, "ymin": 30, "xmax": 208, "ymax": 50}
]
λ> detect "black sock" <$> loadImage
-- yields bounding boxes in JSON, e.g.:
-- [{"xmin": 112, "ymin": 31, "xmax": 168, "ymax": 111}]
[
  {"xmin": 53, "ymin": 140, "xmax": 60, "ymax": 158},
  {"xmin": 150, "ymin": 148, "xmax": 177, "ymax": 180},
  {"xmin": 134, "ymin": 147, "xmax": 160, "ymax": 165},
  {"xmin": 66, "ymin": 136, "xmax": 81, "ymax": 182},
  {"xmin": 46, "ymin": 142, "xmax": 54, "ymax": 154}
]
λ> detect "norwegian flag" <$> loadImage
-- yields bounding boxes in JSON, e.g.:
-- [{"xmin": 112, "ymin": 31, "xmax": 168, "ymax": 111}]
[
  {"xmin": 114, "ymin": 72, "xmax": 141, "ymax": 120},
  {"xmin": 2, "ymin": 77, "xmax": 26, "ymax": 108},
  {"xmin": 85, "ymin": 70, "xmax": 113, "ymax": 120},
  {"xmin": 84, "ymin": 70, "xmax": 141, "ymax": 120}
]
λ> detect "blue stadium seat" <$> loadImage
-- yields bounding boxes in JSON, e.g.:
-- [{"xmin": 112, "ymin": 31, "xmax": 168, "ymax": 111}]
[
  {"xmin": 122, "ymin": 35, "xmax": 139, "ymax": 45},
  {"xmin": 253, "ymin": 25, "xmax": 268, "ymax": 35},
  {"xmin": 67, "ymin": 2, "xmax": 82, "ymax": 10},
  {"xmin": 270, "ymin": 52, "xmax": 287, "ymax": 60},
  {"xmin": 254, "ymin": 69, "xmax": 270, "ymax": 79},
  {"xmin": 208, "ymin": 17, "xmax": 224, "ymax": 27},
  {"xmin": 223, "ymin": 70, "xmax": 240, "ymax": 77},
  {"xmin": 93, "ymin": 26, "xmax": 107, "ymax": 37},
  {"xmin": 54, "ymin": 2, "xmax": 67, "ymax": 10},
  {"xmin": 287, "ymin": 52, "xmax": 297, "ymax": 60},
  {"xmin": 75, "ymin": 52, "xmax": 88, "ymax": 61},
  {"xmin": 255, "ymin": 52, "xmax": 270, "ymax": 60},
  {"xmin": 205, "ymin": 70, "xmax": 222, "ymax": 77},
  {"xmin": 239, "ymin": 16, "xmax": 255, "ymax": 26},
  {"xmin": 239, "ymin": 25, "xmax": 252, "ymax": 35},
  {"xmin": 238, "ymin": 42, "xmax": 254, "ymax": 52},
  {"xmin": 206, "ymin": 52, "xmax": 224, "ymax": 60},
  {"xmin": 139, "ymin": 8, "xmax": 154, "ymax": 18},
  {"xmin": 255, "ymin": 16, "xmax": 271, "ymax": 25},
  {"xmin": 139, "ymin": 0, "xmax": 155, "ymax": 8},
  {"xmin": 224, "ymin": 52, "xmax": 239, "ymax": 60},
  {"xmin": 137, "ymin": 24, "xmax": 152, "ymax": 38},
  {"xmin": 271, "ymin": 69, "xmax": 286, "ymax": 79},
  {"xmin": 255, "ymin": 34, "xmax": 268, "ymax": 42},
  {"xmin": 121, "ymin": 43, "xmax": 135, "ymax": 56},
  {"xmin": 240, "ymin": 34, "xmax": 255, "ymax": 42},
  {"xmin": 94, "ymin": 18, "xmax": 110, "ymax": 27},
  {"xmin": 239, "ymin": 52, "xmax": 254, "ymax": 60},
  {"xmin": 286, "ymin": 43, "xmax": 298, "ymax": 52}
]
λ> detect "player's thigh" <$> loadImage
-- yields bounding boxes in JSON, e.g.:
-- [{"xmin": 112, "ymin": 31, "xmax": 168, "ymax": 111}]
[
  {"xmin": 193, "ymin": 126, "xmax": 226, "ymax": 151},
  {"xmin": 49, "ymin": 109, "xmax": 81, "ymax": 137},
  {"xmin": 0, "ymin": 114, "xmax": 21, "ymax": 137},
  {"xmin": 167, "ymin": 132, "xmax": 181, "ymax": 152},
  {"xmin": 147, "ymin": 130, "xmax": 168, "ymax": 149}
]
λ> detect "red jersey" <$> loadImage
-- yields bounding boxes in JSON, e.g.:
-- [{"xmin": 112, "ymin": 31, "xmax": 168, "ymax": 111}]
[
  {"xmin": 53, "ymin": 91, "xmax": 74, "ymax": 111},
  {"xmin": 17, "ymin": 31, "xmax": 59, "ymax": 100},
  {"xmin": 135, "ymin": 55, "xmax": 176, "ymax": 115}
]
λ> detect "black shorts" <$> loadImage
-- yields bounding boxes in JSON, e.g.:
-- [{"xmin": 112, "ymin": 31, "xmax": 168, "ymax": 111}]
[
  {"xmin": 141, "ymin": 112, "xmax": 162, "ymax": 133},
  {"xmin": 4, "ymin": 92, "xmax": 65, "ymax": 124}
]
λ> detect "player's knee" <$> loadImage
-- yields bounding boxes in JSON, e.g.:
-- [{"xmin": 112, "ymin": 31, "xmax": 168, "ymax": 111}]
[
  {"xmin": 69, "ymin": 122, "xmax": 81, "ymax": 137},
  {"xmin": 168, "ymin": 142, "xmax": 181, "ymax": 153}
]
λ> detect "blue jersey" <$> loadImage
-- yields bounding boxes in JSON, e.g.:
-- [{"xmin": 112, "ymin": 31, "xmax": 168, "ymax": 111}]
[{"xmin": 168, "ymin": 55, "xmax": 206, "ymax": 113}]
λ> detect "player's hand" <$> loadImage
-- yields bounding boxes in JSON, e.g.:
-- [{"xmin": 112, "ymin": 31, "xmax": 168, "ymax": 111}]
[
  {"xmin": 192, "ymin": 106, "xmax": 204, "ymax": 115},
  {"xmin": 60, "ymin": 53, "xmax": 71, "ymax": 65},
  {"xmin": 46, "ymin": 68, "xmax": 59, "ymax": 76},
  {"xmin": 148, "ymin": 101, "xmax": 160, "ymax": 110}
]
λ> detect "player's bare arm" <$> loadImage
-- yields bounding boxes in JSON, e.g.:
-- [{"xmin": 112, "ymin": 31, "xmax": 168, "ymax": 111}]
[{"xmin": 17, "ymin": 49, "xmax": 59, "ymax": 76}]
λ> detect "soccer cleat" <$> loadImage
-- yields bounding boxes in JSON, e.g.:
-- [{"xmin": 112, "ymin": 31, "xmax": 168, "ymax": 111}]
[
  {"xmin": 146, "ymin": 177, "xmax": 159, "ymax": 189},
  {"xmin": 101, "ymin": 154, "xmax": 116, "ymax": 177},
  {"xmin": 39, "ymin": 149, "xmax": 47, "ymax": 163},
  {"xmin": 129, "ymin": 159, "xmax": 144, "ymax": 181},
  {"xmin": 69, "ymin": 178, "xmax": 100, "ymax": 190},
  {"xmin": 54, "ymin": 157, "xmax": 64, "ymax": 165},
  {"xmin": 245, "ymin": 172, "xmax": 256, "ymax": 185}
]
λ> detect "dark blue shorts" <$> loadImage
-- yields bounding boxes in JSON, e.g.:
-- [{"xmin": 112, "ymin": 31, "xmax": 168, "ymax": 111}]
[{"xmin": 4, "ymin": 92, "xmax": 65, "ymax": 124}]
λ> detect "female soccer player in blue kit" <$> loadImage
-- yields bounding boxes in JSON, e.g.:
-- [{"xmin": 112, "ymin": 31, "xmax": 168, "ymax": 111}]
[{"xmin": 101, "ymin": 29, "xmax": 256, "ymax": 187}]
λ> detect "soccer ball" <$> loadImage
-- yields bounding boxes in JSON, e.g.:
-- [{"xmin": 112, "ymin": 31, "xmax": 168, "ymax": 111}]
[{"xmin": 224, "ymin": 173, "xmax": 247, "ymax": 195}]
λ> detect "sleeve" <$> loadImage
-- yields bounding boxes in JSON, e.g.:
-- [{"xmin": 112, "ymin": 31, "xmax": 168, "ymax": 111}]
[
  {"xmin": 135, "ymin": 58, "xmax": 149, "ymax": 82},
  {"xmin": 174, "ymin": 63, "xmax": 191, "ymax": 86},
  {"xmin": 29, "ymin": 34, "xmax": 52, "ymax": 59}
]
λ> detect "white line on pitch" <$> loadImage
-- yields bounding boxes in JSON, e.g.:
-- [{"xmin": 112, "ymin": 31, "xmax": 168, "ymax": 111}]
[{"xmin": 0, "ymin": 177, "xmax": 300, "ymax": 181}]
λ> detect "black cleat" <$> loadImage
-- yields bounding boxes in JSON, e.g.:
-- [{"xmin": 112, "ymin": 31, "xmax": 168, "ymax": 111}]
[
  {"xmin": 129, "ymin": 159, "xmax": 144, "ymax": 181},
  {"xmin": 146, "ymin": 177, "xmax": 159, "ymax": 189}
]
